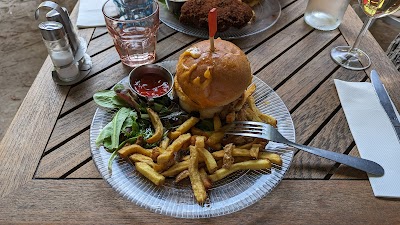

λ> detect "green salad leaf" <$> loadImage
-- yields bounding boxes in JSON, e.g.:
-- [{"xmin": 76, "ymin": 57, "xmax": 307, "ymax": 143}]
[
  {"xmin": 110, "ymin": 107, "xmax": 132, "ymax": 150},
  {"xmin": 93, "ymin": 90, "xmax": 127, "ymax": 109}
]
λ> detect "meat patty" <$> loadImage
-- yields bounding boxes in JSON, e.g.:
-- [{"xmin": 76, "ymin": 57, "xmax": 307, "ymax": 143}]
[{"xmin": 179, "ymin": 0, "xmax": 254, "ymax": 32}]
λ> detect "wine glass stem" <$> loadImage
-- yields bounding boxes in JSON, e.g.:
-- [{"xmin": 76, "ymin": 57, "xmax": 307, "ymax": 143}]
[{"xmin": 349, "ymin": 17, "xmax": 374, "ymax": 52}]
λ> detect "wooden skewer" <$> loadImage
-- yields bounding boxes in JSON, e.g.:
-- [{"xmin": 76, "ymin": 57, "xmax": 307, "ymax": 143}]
[{"xmin": 208, "ymin": 8, "xmax": 217, "ymax": 52}]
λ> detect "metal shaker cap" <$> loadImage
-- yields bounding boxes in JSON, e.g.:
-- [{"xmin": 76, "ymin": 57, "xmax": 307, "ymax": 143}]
[{"xmin": 38, "ymin": 21, "xmax": 65, "ymax": 41}]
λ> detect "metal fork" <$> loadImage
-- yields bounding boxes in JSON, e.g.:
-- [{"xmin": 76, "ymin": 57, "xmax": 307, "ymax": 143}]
[{"xmin": 226, "ymin": 121, "xmax": 384, "ymax": 176}]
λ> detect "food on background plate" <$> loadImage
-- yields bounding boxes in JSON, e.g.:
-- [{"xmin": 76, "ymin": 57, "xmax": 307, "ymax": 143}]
[
  {"xmin": 93, "ymin": 39, "xmax": 280, "ymax": 205},
  {"xmin": 179, "ymin": 0, "xmax": 254, "ymax": 31}
]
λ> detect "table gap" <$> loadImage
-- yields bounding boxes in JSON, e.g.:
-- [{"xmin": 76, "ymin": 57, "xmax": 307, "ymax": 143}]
[
  {"xmin": 59, "ymin": 156, "xmax": 93, "ymax": 179},
  {"xmin": 43, "ymin": 126, "xmax": 90, "ymax": 156},
  {"xmin": 244, "ymin": 14, "xmax": 305, "ymax": 56},
  {"xmin": 273, "ymin": 33, "xmax": 342, "ymax": 91}
]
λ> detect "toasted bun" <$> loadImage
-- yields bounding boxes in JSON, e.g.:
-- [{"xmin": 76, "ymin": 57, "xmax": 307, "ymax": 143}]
[{"xmin": 174, "ymin": 38, "xmax": 252, "ymax": 118}]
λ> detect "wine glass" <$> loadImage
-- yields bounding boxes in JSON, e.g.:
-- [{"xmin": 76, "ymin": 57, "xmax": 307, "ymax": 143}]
[{"xmin": 331, "ymin": 0, "xmax": 400, "ymax": 70}]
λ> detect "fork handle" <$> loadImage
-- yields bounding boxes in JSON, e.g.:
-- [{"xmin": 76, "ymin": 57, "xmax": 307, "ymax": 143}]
[{"xmin": 287, "ymin": 141, "xmax": 384, "ymax": 176}]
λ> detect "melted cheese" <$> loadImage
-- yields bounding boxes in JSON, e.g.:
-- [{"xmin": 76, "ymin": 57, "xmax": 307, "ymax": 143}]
[{"xmin": 182, "ymin": 47, "xmax": 201, "ymax": 59}]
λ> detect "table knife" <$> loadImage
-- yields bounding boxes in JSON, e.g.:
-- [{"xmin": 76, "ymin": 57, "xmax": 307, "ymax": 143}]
[{"xmin": 370, "ymin": 69, "xmax": 400, "ymax": 140}]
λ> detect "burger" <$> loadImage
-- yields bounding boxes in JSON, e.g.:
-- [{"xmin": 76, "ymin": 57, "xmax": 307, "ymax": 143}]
[{"xmin": 174, "ymin": 38, "xmax": 252, "ymax": 118}]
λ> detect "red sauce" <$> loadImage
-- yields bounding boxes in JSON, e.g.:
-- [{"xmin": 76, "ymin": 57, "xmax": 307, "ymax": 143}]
[{"xmin": 133, "ymin": 73, "xmax": 170, "ymax": 97}]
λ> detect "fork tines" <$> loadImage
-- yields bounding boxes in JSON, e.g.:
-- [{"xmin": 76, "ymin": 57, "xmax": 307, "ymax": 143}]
[{"xmin": 225, "ymin": 121, "xmax": 269, "ymax": 139}]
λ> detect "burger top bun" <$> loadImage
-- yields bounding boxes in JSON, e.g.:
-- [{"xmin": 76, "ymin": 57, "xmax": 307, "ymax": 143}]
[{"xmin": 174, "ymin": 38, "xmax": 252, "ymax": 118}]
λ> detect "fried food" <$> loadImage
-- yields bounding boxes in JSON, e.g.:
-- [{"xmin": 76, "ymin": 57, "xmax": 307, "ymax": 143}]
[
  {"xmin": 118, "ymin": 144, "xmax": 152, "ymax": 158},
  {"xmin": 169, "ymin": 116, "xmax": 200, "ymax": 139},
  {"xmin": 157, "ymin": 133, "xmax": 191, "ymax": 167},
  {"xmin": 195, "ymin": 137, "xmax": 218, "ymax": 173},
  {"xmin": 180, "ymin": 0, "xmax": 254, "ymax": 32},
  {"xmin": 161, "ymin": 160, "xmax": 190, "ymax": 177},
  {"xmin": 222, "ymin": 143, "xmax": 234, "ymax": 169},
  {"xmin": 188, "ymin": 146, "xmax": 207, "ymax": 204},
  {"xmin": 146, "ymin": 108, "xmax": 163, "ymax": 144},
  {"xmin": 175, "ymin": 170, "xmax": 190, "ymax": 183},
  {"xmin": 129, "ymin": 154, "xmax": 157, "ymax": 168},
  {"xmin": 208, "ymin": 159, "xmax": 272, "ymax": 182},
  {"xmin": 135, "ymin": 162, "xmax": 165, "ymax": 186}
]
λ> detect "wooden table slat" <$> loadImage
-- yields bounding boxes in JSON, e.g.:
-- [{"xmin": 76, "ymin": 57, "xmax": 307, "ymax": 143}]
[
  {"xmin": 287, "ymin": 109, "xmax": 357, "ymax": 178},
  {"xmin": 0, "ymin": 180, "xmax": 398, "ymax": 224},
  {"xmin": 36, "ymin": 130, "xmax": 92, "ymax": 178},
  {"xmin": 274, "ymin": 37, "xmax": 345, "ymax": 110}
]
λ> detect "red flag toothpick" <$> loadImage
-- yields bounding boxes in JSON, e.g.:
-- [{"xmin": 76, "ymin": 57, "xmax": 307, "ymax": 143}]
[{"xmin": 208, "ymin": 8, "xmax": 217, "ymax": 52}]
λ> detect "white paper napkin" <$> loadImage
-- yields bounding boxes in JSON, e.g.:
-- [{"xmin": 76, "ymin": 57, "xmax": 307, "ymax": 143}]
[
  {"xmin": 77, "ymin": 0, "xmax": 107, "ymax": 28},
  {"xmin": 335, "ymin": 79, "xmax": 400, "ymax": 198}
]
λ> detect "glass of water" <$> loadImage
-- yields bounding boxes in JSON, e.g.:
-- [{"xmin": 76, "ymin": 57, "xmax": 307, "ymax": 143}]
[
  {"xmin": 102, "ymin": 0, "xmax": 159, "ymax": 67},
  {"xmin": 304, "ymin": 0, "xmax": 350, "ymax": 31}
]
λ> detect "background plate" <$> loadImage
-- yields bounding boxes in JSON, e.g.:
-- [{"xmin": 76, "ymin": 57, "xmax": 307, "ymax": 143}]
[
  {"xmin": 90, "ymin": 60, "xmax": 294, "ymax": 218},
  {"xmin": 159, "ymin": 0, "xmax": 281, "ymax": 39}
]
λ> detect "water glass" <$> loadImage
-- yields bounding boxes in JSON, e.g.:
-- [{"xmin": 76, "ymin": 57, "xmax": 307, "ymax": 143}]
[
  {"xmin": 304, "ymin": 0, "xmax": 350, "ymax": 31},
  {"xmin": 102, "ymin": 0, "xmax": 159, "ymax": 67}
]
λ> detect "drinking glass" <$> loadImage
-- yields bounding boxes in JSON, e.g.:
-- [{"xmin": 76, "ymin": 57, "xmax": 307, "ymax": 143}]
[
  {"xmin": 304, "ymin": 0, "xmax": 350, "ymax": 31},
  {"xmin": 331, "ymin": 0, "xmax": 400, "ymax": 70},
  {"xmin": 102, "ymin": 0, "xmax": 159, "ymax": 67}
]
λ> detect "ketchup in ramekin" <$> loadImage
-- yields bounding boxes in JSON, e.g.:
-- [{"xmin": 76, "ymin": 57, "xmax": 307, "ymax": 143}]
[{"xmin": 128, "ymin": 64, "xmax": 174, "ymax": 99}]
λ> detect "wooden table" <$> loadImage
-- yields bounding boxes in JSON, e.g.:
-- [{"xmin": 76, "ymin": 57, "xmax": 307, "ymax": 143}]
[{"xmin": 1, "ymin": 0, "xmax": 399, "ymax": 223}]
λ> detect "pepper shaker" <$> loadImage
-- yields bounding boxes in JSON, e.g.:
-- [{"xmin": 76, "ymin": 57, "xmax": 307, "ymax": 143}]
[{"xmin": 39, "ymin": 21, "xmax": 79, "ymax": 82}]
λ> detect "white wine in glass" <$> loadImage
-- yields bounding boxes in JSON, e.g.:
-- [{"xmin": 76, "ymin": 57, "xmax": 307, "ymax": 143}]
[{"xmin": 331, "ymin": 0, "xmax": 400, "ymax": 70}]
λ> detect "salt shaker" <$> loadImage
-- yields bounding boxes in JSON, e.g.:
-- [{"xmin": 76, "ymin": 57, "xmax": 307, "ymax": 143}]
[{"xmin": 39, "ymin": 21, "xmax": 79, "ymax": 82}]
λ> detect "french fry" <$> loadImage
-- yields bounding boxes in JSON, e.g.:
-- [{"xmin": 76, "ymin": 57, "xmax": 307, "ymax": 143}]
[
  {"xmin": 236, "ymin": 138, "xmax": 264, "ymax": 149},
  {"xmin": 259, "ymin": 152, "xmax": 283, "ymax": 165},
  {"xmin": 118, "ymin": 144, "xmax": 152, "ymax": 158},
  {"xmin": 247, "ymin": 96, "xmax": 277, "ymax": 127},
  {"xmin": 129, "ymin": 154, "xmax": 157, "ymax": 168},
  {"xmin": 222, "ymin": 143, "xmax": 234, "ymax": 169},
  {"xmin": 135, "ymin": 162, "xmax": 165, "ymax": 186},
  {"xmin": 146, "ymin": 108, "xmax": 163, "ymax": 144},
  {"xmin": 195, "ymin": 136, "xmax": 207, "ymax": 148},
  {"xmin": 213, "ymin": 114, "xmax": 222, "ymax": 131},
  {"xmin": 181, "ymin": 154, "xmax": 205, "ymax": 163},
  {"xmin": 234, "ymin": 83, "xmax": 256, "ymax": 111},
  {"xmin": 190, "ymin": 127, "xmax": 211, "ymax": 138},
  {"xmin": 174, "ymin": 170, "xmax": 190, "ymax": 183},
  {"xmin": 169, "ymin": 117, "xmax": 200, "ymax": 139},
  {"xmin": 212, "ymin": 148, "xmax": 251, "ymax": 158},
  {"xmin": 208, "ymin": 159, "xmax": 272, "ymax": 182},
  {"xmin": 250, "ymin": 144, "xmax": 261, "ymax": 158},
  {"xmin": 236, "ymin": 142, "xmax": 253, "ymax": 149},
  {"xmin": 196, "ymin": 146, "xmax": 218, "ymax": 173},
  {"xmin": 199, "ymin": 168, "xmax": 212, "ymax": 190},
  {"xmin": 157, "ymin": 133, "xmax": 191, "ymax": 167},
  {"xmin": 206, "ymin": 130, "xmax": 225, "ymax": 150},
  {"xmin": 161, "ymin": 160, "xmax": 190, "ymax": 177},
  {"xmin": 159, "ymin": 137, "xmax": 170, "ymax": 151},
  {"xmin": 212, "ymin": 148, "xmax": 282, "ymax": 165},
  {"xmin": 188, "ymin": 146, "xmax": 207, "ymax": 204},
  {"xmin": 245, "ymin": 107, "xmax": 262, "ymax": 122}
]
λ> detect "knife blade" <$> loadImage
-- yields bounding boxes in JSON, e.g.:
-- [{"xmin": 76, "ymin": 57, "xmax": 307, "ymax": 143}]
[{"xmin": 370, "ymin": 70, "xmax": 400, "ymax": 140}]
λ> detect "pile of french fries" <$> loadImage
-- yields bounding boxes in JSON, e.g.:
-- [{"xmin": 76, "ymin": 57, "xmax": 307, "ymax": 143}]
[{"xmin": 117, "ymin": 84, "xmax": 282, "ymax": 205}]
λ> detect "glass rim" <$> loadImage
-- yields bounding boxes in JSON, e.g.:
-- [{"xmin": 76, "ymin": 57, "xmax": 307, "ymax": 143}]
[{"xmin": 102, "ymin": 0, "xmax": 159, "ymax": 23}]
